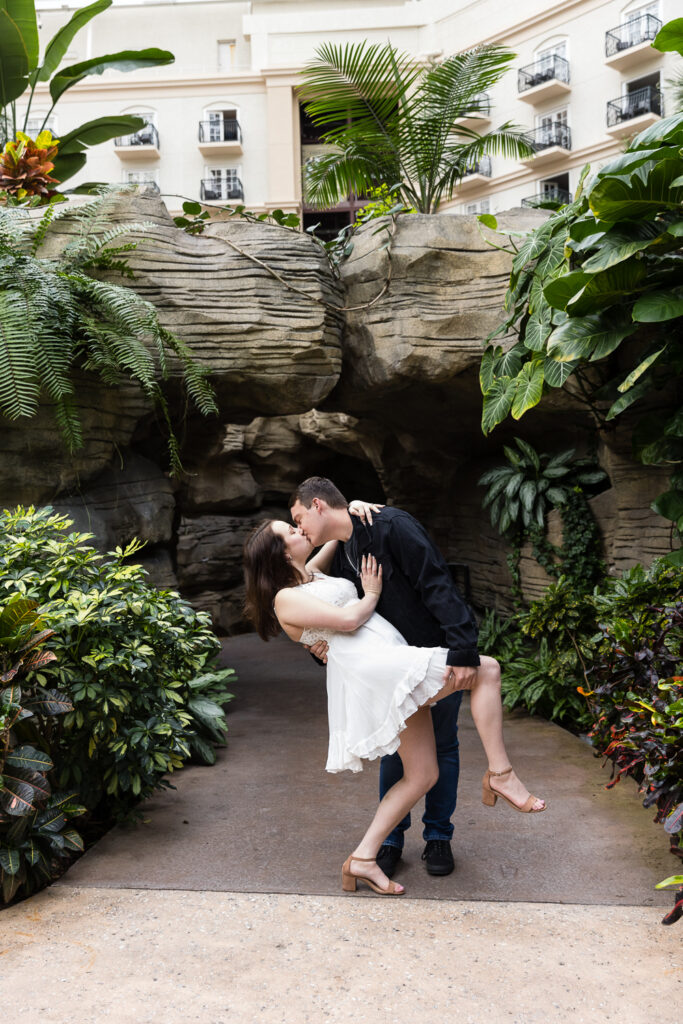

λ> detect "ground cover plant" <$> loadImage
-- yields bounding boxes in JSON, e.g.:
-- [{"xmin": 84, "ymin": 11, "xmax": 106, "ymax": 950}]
[{"xmin": 0, "ymin": 506, "xmax": 235, "ymax": 904}]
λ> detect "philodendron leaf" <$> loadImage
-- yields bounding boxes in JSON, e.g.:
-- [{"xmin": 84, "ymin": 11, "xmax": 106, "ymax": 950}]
[
  {"xmin": 544, "ymin": 355, "xmax": 578, "ymax": 387},
  {"xmin": 543, "ymin": 270, "xmax": 588, "ymax": 311},
  {"xmin": 589, "ymin": 156, "xmax": 683, "ymax": 220},
  {"xmin": 511, "ymin": 361, "xmax": 544, "ymax": 420},
  {"xmin": 617, "ymin": 348, "xmax": 666, "ymax": 392},
  {"xmin": 606, "ymin": 378, "xmax": 650, "ymax": 420},
  {"xmin": 481, "ymin": 376, "xmax": 515, "ymax": 435},
  {"xmin": 651, "ymin": 490, "xmax": 683, "ymax": 523},
  {"xmin": 567, "ymin": 261, "xmax": 647, "ymax": 316},
  {"xmin": 479, "ymin": 346, "xmax": 497, "ymax": 394},
  {"xmin": 632, "ymin": 287, "xmax": 683, "ymax": 322},
  {"xmin": 581, "ymin": 222, "xmax": 665, "ymax": 273},
  {"xmin": 546, "ymin": 315, "xmax": 636, "ymax": 363},
  {"xmin": 524, "ymin": 313, "xmax": 552, "ymax": 352}
]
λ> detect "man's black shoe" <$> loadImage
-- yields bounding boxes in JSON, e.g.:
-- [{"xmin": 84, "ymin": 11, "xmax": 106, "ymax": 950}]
[
  {"xmin": 376, "ymin": 844, "xmax": 402, "ymax": 878},
  {"xmin": 422, "ymin": 839, "xmax": 454, "ymax": 876}
]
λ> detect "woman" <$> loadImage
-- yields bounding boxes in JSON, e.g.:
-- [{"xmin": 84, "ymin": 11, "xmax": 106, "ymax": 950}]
[{"xmin": 243, "ymin": 516, "xmax": 545, "ymax": 897}]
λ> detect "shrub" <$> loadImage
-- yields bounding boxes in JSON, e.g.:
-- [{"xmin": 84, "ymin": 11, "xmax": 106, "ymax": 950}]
[
  {"xmin": 0, "ymin": 592, "xmax": 85, "ymax": 903},
  {"xmin": 0, "ymin": 506, "xmax": 235, "ymax": 826}
]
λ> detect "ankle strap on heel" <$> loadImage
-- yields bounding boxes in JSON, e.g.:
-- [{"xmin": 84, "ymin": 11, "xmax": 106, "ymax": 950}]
[{"xmin": 487, "ymin": 766, "xmax": 512, "ymax": 777}]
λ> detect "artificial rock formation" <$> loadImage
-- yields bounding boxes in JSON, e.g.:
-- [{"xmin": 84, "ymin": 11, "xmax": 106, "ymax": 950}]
[{"xmin": 0, "ymin": 192, "xmax": 674, "ymax": 628}]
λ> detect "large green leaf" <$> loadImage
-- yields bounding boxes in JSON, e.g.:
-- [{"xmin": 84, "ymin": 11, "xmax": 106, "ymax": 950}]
[
  {"xmin": 630, "ymin": 112, "xmax": 683, "ymax": 149},
  {"xmin": 632, "ymin": 287, "xmax": 683, "ymax": 323},
  {"xmin": 652, "ymin": 489, "xmax": 683, "ymax": 523},
  {"xmin": 581, "ymin": 222, "xmax": 665, "ymax": 273},
  {"xmin": 57, "ymin": 115, "xmax": 146, "ymax": 155},
  {"xmin": 546, "ymin": 315, "xmax": 636, "ymax": 362},
  {"xmin": 594, "ymin": 147, "xmax": 677, "ymax": 180},
  {"xmin": 567, "ymin": 261, "xmax": 647, "ymax": 316},
  {"xmin": 606, "ymin": 378, "xmax": 650, "ymax": 420},
  {"xmin": 50, "ymin": 151, "xmax": 87, "ymax": 185},
  {"xmin": 37, "ymin": 0, "xmax": 112, "ymax": 83},
  {"xmin": 0, "ymin": 844, "xmax": 21, "ymax": 875},
  {"xmin": 511, "ymin": 361, "xmax": 544, "ymax": 419},
  {"xmin": 2, "ymin": 0, "xmax": 38, "ymax": 68},
  {"xmin": 479, "ymin": 346, "xmax": 496, "ymax": 394},
  {"xmin": 0, "ymin": 9, "xmax": 29, "ymax": 107},
  {"xmin": 524, "ymin": 312, "xmax": 552, "ymax": 352},
  {"xmin": 50, "ymin": 48, "xmax": 174, "ymax": 104},
  {"xmin": 589, "ymin": 157, "xmax": 683, "ymax": 221},
  {"xmin": 617, "ymin": 348, "xmax": 665, "ymax": 392},
  {"xmin": 543, "ymin": 270, "xmax": 588, "ymax": 311},
  {"xmin": 543, "ymin": 355, "xmax": 578, "ymax": 387},
  {"xmin": 481, "ymin": 376, "xmax": 515, "ymax": 434},
  {"xmin": 653, "ymin": 18, "xmax": 683, "ymax": 56}
]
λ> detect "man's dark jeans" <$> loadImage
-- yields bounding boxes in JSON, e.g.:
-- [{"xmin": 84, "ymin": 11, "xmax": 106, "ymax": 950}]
[{"xmin": 379, "ymin": 690, "xmax": 462, "ymax": 846}]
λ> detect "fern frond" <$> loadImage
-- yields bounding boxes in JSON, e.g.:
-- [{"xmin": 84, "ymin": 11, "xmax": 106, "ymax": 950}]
[{"xmin": 0, "ymin": 290, "xmax": 41, "ymax": 419}]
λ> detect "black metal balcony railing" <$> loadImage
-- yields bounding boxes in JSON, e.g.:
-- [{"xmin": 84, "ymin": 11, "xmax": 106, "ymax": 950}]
[
  {"xmin": 198, "ymin": 119, "xmax": 242, "ymax": 144},
  {"xmin": 606, "ymin": 86, "xmax": 662, "ymax": 126},
  {"xmin": 518, "ymin": 55, "xmax": 570, "ymax": 93},
  {"xmin": 200, "ymin": 178, "xmax": 244, "ymax": 201},
  {"xmin": 605, "ymin": 14, "xmax": 662, "ymax": 57},
  {"xmin": 114, "ymin": 124, "xmax": 159, "ymax": 148},
  {"xmin": 527, "ymin": 123, "xmax": 572, "ymax": 152},
  {"xmin": 463, "ymin": 155, "xmax": 492, "ymax": 177},
  {"xmin": 521, "ymin": 189, "xmax": 572, "ymax": 208}
]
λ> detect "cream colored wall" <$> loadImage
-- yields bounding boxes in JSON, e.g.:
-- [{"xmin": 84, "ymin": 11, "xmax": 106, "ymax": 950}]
[{"xmin": 30, "ymin": 0, "xmax": 679, "ymax": 215}]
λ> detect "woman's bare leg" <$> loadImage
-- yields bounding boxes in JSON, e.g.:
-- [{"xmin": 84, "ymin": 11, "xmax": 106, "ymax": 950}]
[
  {"xmin": 457, "ymin": 655, "xmax": 544, "ymax": 811},
  {"xmin": 347, "ymin": 707, "xmax": 438, "ymax": 892}
]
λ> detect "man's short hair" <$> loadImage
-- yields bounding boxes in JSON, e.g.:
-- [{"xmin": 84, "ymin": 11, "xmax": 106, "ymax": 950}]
[{"xmin": 289, "ymin": 476, "xmax": 348, "ymax": 510}]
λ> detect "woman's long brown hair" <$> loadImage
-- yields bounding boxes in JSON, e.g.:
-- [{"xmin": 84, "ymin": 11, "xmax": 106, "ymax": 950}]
[{"xmin": 243, "ymin": 519, "xmax": 302, "ymax": 640}]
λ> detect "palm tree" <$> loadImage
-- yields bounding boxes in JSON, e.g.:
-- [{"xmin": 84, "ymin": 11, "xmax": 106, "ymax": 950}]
[{"xmin": 299, "ymin": 41, "xmax": 535, "ymax": 214}]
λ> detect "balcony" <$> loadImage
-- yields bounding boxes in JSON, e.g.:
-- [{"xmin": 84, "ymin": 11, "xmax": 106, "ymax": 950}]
[
  {"xmin": 605, "ymin": 14, "xmax": 663, "ymax": 70},
  {"xmin": 114, "ymin": 124, "xmax": 160, "ymax": 160},
  {"xmin": 197, "ymin": 119, "xmax": 243, "ymax": 156},
  {"xmin": 521, "ymin": 189, "xmax": 572, "ymax": 209},
  {"xmin": 606, "ymin": 86, "xmax": 662, "ymax": 138},
  {"xmin": 458, "ymin": 155, "xmax": 492, "ymax": 190},
  {"xmin": 454, "ymin": 93, "xmax": 492, "ymax": 131},
  {"xmin": 518, "ymin": 56, "xmax": 571, "ymax": 104},
  {"xmin": 520, "ymin": 124, "xmax": 572, "ymax": 167},
  {"xmin": 200, "ymin": 178, "xmax": 244, "ymax": 202}
]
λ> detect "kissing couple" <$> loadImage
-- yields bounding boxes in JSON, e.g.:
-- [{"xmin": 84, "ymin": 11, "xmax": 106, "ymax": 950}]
[{"xmin": 243, "ymin": 476, "xmax": 545, "ymax": 897}]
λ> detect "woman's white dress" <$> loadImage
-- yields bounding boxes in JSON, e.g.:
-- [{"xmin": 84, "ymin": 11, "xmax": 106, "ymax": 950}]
[{"xmin": 298, "ymin": 573, "xmax": 449, "ymax": 773}]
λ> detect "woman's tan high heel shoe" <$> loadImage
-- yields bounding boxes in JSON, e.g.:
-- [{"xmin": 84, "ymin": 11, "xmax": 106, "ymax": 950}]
[
  {"xmin": 341, "ymin": 855, "xmax": 405, "ymax": 895},
  {"xmin": 482, "ymin": 766, "xmax": 546, "ymax": 813}
]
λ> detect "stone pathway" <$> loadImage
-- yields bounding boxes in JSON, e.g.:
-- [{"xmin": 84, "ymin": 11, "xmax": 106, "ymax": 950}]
[{"xmin": 1, "ymin": 633, "xmax": 680, "ymax": 1022}]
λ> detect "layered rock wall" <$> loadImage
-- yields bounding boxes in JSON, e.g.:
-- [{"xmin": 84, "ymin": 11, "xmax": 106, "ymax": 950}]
[{"xmin": 1, "ymin": 192, "xmax": 674, "ymax": 628}]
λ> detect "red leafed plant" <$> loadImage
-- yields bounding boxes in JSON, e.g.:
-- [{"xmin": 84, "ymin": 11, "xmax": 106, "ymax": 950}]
[
  {"xmin": 585, "ymin": 599, "xmax": 683, "ymax": 924},
  {"xmin": 0, "ymin": 130, "xmax": 60, "ymax": 201}
]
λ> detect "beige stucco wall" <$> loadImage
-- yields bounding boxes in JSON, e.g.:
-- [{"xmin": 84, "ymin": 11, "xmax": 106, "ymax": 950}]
[{"xmin": 29, "ymin": 0, "xmax": 678, "ymax": 214}]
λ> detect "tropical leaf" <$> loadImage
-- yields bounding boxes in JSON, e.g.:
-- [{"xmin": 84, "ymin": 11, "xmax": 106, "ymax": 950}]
[
  {"xmin": 581, "ymin": 222, "xmax": 666, "ymax": 273},
  {"xmin": 511, "ymin": 361, "xmax": 544, "ymax": 419},
  {"xmin": 481, "ymin": 376, "xmax": 515, "ymax": 434},
  {"xmin": 632, "ymin": 287, "xmax": 683, "ymax": 323},
  {"xmin": 49, "ymin": 48, "xmax": 174, "ymax": 105},
  {"xmin": 543, "ymin": 355, "xmax": 578, "ymax": 387},
  {"xmin": 589, "ymin": 157, "xmax": 683, "ymax": 221},
  {"xmin": 0, "ymin": 844, "xmax": 21, "ymax": 875},
  {"xmin": 4, "ymin": 745, "xmax": 53, "ymax": 772},
  {"xmin": 0, "ymin": 10, "xmax": 30, "ymax": 108},
  {"xmin": 524, "ymin": 312, "xmax": 552, "ymax": 352},
  {"xmin": 57, "ymin": 116, "xmax": 146, "ymax": 155},
  {"xmin": 617, "ymin": 348, "xmax": 666, "ymax": 392},
  {"xmin": 546, "ymin": 316, "xmax": 636, "ymax": 362},
  {"xmin": 606, "ymin": 379, "xmax": 650, "ymax": 420},
  {"xmin": 543, "ymin": 270, "xmax": 588, "ymax": 311},
  {"xmin": 514, "ymin": 437, "xmax": 541, "ymax": 470},
  {"xmin": 36, "ymin": 0, "xmax": 113, "ymax": 83}
]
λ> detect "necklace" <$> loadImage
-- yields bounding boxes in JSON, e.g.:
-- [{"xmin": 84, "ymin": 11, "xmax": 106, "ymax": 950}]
[{"xmin": 344, "ymin": 544, "xmax": 360, "ymax": 577}]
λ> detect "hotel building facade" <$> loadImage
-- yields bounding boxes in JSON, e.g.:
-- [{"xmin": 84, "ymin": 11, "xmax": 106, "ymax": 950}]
[{"xmin": 31, "ymin": 0, "xmax": 679, "ymax": 222}]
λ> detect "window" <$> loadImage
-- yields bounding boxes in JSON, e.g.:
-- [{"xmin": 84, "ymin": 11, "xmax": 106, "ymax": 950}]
[
  {"xmin": 218, "ymin": 40, "xmax": 236, "ymax": 71},
  {"xmin": 535, "ymin": 40, "xmax": 567, "ymax": 72},
  {"xmin": 622, "ymin": 3, "xmax": 660, "ymax": 43},
  {"xmin": 23, "ymin": 115, "xmax": 57, "ymax": 136},
  {"xmin": 464, "ymin": 199, "xmax": 490, "ymax": 215},
  {"xmin": 207, "ymin": 109, "xmax": 239, "ymax": 141},
  {"xmin": 124, "ymin": 170, "xmax": 158, "ymax": 185}
]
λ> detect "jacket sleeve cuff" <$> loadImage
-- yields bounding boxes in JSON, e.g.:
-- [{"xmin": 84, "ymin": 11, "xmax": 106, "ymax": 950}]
[{"xmin": 447, "ymin": 649, "xmax": 480, "ymax": 668}]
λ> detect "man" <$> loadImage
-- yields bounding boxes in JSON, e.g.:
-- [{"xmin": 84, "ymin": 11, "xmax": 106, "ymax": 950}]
[{"xmin": 290, "ymin": 476, "xmax": 479, "ymax": 879}]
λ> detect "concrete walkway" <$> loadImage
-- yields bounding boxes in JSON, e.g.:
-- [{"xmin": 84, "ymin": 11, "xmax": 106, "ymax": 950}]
[{"xmin": 2, "ymin": 633, "xmax": 681, "ymax": 1022}]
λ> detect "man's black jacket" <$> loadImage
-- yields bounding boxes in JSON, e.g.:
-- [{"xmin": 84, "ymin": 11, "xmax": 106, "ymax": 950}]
[{"xmin": 330, "ymin": 506, "xmax": 480, "ymax": 668}]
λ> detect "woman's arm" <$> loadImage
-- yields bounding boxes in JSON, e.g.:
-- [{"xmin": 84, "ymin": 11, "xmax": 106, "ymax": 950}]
[
  {"xmin": 275, "ymin": 556, "xmax": 382, "ymax": 636},
  {"xmin": 306, "ymin": 539, "xmax": 339, "ymax": 574}
]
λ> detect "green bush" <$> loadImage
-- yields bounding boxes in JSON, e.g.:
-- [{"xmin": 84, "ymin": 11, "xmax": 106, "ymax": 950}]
[
  {"xmin": 0, "ymin": 506, "xmax": 235, "ymax": 826},
  {"xmin": 0, "ymin": 592, "xmax": 86, "ymax": 903}
]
